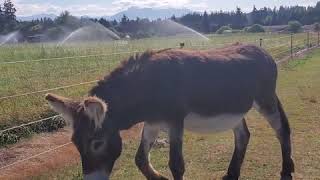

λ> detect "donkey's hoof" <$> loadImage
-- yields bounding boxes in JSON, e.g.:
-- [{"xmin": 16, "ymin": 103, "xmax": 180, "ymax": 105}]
[
  {"xmin": 222, "ymin": 174, "xmax": 238, "ymax": 180},
  {"xmin": 280, "ymin": 175, "xmax": 292, "ymax": 180}
]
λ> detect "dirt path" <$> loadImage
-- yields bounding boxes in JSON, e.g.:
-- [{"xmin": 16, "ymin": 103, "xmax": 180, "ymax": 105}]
[{"xmin": 0, "ymin": 124, "xmax": 143, "ymax": 180}]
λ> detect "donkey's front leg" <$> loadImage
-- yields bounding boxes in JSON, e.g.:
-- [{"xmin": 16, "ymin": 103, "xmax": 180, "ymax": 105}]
[
  {"xmin": 135, "ymin": 123, "xmax": 168, "ymax": 180},
  {"xmin": 169, "ymin": 121, "xmax": 185, "ymax": 180},
  {"xmin": 223, "ymin": 119, "xmax": 250, "ymax": 180}
]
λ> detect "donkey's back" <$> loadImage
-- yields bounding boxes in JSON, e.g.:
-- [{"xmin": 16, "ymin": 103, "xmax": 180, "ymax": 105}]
[{"xmin": 143, "ymin": 44, "xmax": 278, "ymax": 118}]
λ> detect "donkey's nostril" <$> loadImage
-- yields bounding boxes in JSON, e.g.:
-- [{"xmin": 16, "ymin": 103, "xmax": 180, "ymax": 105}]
[
  {"xmin": 94, "ymin": 141, "xmax": 104, "ymax": 150},
  {"xmin": 91, "ymin": 140, "xmax": 106, "ymax": 153}
]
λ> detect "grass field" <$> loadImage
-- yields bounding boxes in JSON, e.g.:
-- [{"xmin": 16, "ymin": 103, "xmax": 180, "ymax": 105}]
[
  {"xmin": 31, "ymin": 48, "xmax": 320, "ymax": 180},
  {"xmin": 0, "ymin": 32, "xmax": 319, "ymax": 147},
  {"xmin": 0, "ymin": 32, "xmax": 316, "ymax": 129}
]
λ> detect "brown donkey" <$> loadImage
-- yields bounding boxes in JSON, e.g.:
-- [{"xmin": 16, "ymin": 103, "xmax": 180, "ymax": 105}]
[{"xmin": 45, "ymin": 44, "xmax": 294, "ymax": 180}]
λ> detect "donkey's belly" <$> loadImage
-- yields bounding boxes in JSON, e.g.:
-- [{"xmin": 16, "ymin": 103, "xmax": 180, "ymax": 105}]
[{"xmin": 184, "ymin": 113, "xmax": 245, "ymax": 133}]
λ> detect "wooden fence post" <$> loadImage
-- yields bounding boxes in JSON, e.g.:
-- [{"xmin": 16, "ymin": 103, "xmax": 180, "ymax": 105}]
[
  {"xmin": 291, "ymin": 33, "xmax": 293, "ymax": 59},
  {"xmin": 318, "ymin": 31, "xmax": 320, "ymax": 46},
  {"xmin": 307, "ymin": 32, "xmax": 310, "ymax": 48}
]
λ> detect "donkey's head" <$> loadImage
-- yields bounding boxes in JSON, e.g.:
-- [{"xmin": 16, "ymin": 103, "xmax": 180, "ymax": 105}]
[{"xmin": 45, "ymin": 93, "xmax": 122, "ymax": 180}]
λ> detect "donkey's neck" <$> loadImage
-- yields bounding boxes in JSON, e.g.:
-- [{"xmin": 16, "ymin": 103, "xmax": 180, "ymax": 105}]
[{"xmin": 89, "ymin": 76, "xmax": 146, "ymax": 130}]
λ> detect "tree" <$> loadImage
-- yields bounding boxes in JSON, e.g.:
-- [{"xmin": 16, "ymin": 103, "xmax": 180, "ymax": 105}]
[
  {"xmin": 3, "ymin": 0, "xmax": 16, "ymax": 21},
  {"xmin": 99, "ymin": 18, "xmax": 111, "ymax": 28},
  {"xmin": 233, "ymin": 7, "xmax": 247, "ymax": 29},
  {"xmin": 121, "ymin": 15, "xmax": 129, "ymax": 25},
  {"xmin": 171, "ymin": 15, "xmax": 176, "ymax": 21},
  {"xmin": 288, "ymin": 21, "xmax": 302, "ymax": 33},
  {"xmin": 55, "ymin": 11, "xmax": 80, "ymax": 30},
  {"xmin": 201, "ymin": 11, "xmax": 210, "ymax": 33},
  {"xmin": 0, "ymin": 0, "xmax": 17, "ymax": 32},
  {"xmin": 0, "ymin": 5, "xmax": 4, "ymax": 32},
  {"xmin": 251, "ymin": 5, "xmax": 259, "ymax": 24},
  {"xmin": 112, "ymin": 20, "xmax": 118, "ymax": 26},
  {"xmin": 55, "ymin": 11, "xmax": 71, "ymax": 25}
]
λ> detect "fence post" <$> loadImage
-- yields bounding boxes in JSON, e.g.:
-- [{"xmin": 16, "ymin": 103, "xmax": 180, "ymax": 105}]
[
  {"xmin": 318, "ymin": 31, "xmax": 320, "ymax": 46},
  {"xmin": 259, "ymin": 38, "xmax": 263, "ymax": 47},
  {"xmin": 291, "ymin": 33, "xmax": 293, "ymax": 59},
  {"xmin": 307, "ymin": 32, "xmax": 310, "ymax": 48}
]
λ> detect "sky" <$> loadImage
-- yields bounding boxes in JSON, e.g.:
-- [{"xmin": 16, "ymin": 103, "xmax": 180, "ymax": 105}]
[{"xmin": 13, "ymin": 0, "xmax": 320, "ymax": 17}]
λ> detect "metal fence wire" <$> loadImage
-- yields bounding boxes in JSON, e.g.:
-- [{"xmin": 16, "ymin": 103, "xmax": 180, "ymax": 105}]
[{"xmin": 0, "ymin": 32, "xmax": 319, "ymax": 173}]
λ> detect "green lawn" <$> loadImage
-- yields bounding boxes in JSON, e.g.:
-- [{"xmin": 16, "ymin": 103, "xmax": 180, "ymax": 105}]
[{"xmin": 32, "ymin": 48, "xmax": 320, "ymax": 179}]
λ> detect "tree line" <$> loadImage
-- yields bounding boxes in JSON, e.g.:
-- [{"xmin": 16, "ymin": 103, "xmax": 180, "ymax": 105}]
[
  {"xmin": 1, "ymin": 0, "xmax": 320, "ymax": 41},
  {"xmin": 177, "ymin": 2, "xmax": 320, "ymax": 33}
]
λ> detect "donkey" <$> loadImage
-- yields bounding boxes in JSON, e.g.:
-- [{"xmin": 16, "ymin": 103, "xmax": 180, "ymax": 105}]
[{"xmin": 45, "ymin": 43, "xmax": 294, "ymax": 180}]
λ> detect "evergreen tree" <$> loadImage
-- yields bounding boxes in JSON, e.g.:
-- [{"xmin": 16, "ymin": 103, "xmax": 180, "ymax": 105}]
[
  {"xmin": 171, "ymin": 15, "xmax": 176, "ymax": 21},
  {"xmin": 201, "ymin": 11, "xmax": 210, "ymax": 33},
  {"xmin": 0, "ymin": 5, "xmax": 3, "ymax": 32},
  {"xmin": 112, "ymin": 19, "xmax": 118, "ymax": 26},
  {"xmin": 121, "ymin": 15, "xmax": 129, "ymax": 25},
  {"xmin": 251, "ymin": 5, "xmax": 259, "ymax": 24},
  {"xmin": 98, "ymin": 18, "xmax": 111, "ymax": 28},
  {"xmin": 55, "ymin": 11, "xmax": 71, "ymax": 25},
  {"xmin": 233, "ymin": 7, "xmax": 246, "ymax": 29},
  {"xmin": 3, "ymin": 0, "xmax": 16, "ymax": 21},
  {"xmin": 2, "ymin": 0, "xmax": 16, "ymax": 32}
]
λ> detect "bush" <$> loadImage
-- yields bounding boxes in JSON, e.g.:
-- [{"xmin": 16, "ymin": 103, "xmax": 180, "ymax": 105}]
[
  {"xmin": 245, "ymin": 24, "xmax": 265, "ymax": 33},
  {"xmin": 0, "ymin": 116, "xmax": 66, "ymax": 147},
  {"xmin": 288, "ymin": 21, "xmax": 302, "ymax": 33},
  {"xmin": 314, "ymin": 22, "xmax": 320, "ymax": 32},
  {"xmin": 216, "ymin": 26, "xmax": 232, "ymax": 34}
]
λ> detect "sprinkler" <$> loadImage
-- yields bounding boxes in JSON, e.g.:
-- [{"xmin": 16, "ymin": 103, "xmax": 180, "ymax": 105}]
[{"xmin": 180, "ymin": 42, "xmax": 185, "ymax": 49}]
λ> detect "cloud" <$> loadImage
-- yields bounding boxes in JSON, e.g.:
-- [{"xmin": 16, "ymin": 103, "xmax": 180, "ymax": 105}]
[
  {"xmin": 112, "ymin": 0, "xmax": 207, "ymax": 10},
  {"xmin": 14, "ymin": 1, "xmax": 119, "ymax": 16},
  {"xmin": 14, "ymin": 0, "xmax": 208, "ymax": 16},
  {"xmin": 13, "ymin": 0, "xmax": 319, "ymax": 16},
  {"xmin": 112, "ymin": 0, "xmax": 189, "ymax": 8},
  {"xmin": 14, "ymin": 3, "xmax": 61, "ymax": 16}
]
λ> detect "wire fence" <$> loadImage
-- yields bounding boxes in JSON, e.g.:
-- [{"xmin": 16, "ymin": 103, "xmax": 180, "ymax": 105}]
[
  {"xmin": 1, "ymin": 40, "xmax": 263, "ymax": 102},
  {"xmin": 0, "ymin": 33, "xmax": 319, "ymax": 128},
  {"xmin": 0, "ymin": 32, "xmax": 319, "ymax": 173}
]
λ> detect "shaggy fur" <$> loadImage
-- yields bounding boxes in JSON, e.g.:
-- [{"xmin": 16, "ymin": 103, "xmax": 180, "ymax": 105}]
[{"xmin": 46, "ymin": 43, "xmax": 294, "ymax": 180}]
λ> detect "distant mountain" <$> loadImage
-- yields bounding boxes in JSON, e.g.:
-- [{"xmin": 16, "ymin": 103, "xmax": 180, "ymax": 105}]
[
  {"xmin": 17, "ymin": 14, "xmax": 57, "ymax": 21},
  {"xmin": 16, "ymin": 7, "xmax": 192, "ymax": 22},
  {"xmin": 107, "ymin": 7, "xmax": 192, "ymax": 20}
]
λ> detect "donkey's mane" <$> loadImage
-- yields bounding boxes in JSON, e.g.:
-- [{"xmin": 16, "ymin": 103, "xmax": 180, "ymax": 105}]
[{"xmin": 89, "ymin": 48, "xmax": 172, "ymax": 97}]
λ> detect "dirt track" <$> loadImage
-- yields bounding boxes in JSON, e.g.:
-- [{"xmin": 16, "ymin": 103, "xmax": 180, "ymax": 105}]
[{"xmin": 0, "ymin": 124, "xmax": 143, "ymax": 180}]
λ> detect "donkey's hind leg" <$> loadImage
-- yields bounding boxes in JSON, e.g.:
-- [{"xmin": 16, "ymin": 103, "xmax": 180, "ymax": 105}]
[
  {"xmin": 255, "ymin": 95, "xmax": 294, "ymax": 180},
  {"xmin": 223, "ymin": 119, "xmax": 250, "ymax": 180},
  {"xmin": 135, "ymin": 123, "xmax": 168, "ymax": 180}
]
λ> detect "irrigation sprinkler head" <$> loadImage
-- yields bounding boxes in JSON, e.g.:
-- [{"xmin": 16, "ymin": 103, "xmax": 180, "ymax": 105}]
[{"xmin": 180, "ymin": 42, "xmax": 185, "ymax": 48}]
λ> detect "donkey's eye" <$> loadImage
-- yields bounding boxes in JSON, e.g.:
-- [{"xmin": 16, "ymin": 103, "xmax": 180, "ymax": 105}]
[{"xmin": 90, "ymin": 139, "xmax": 106, "ymax": 153}]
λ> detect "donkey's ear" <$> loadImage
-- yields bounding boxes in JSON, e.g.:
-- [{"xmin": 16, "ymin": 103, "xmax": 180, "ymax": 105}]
[
  {"xmin": 45, "ymin": 93, "xmax": 75, "ymax": 123},
  {"xmin": 83, "ymin": 96, "xmax": 108, "ymax": 129}
]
